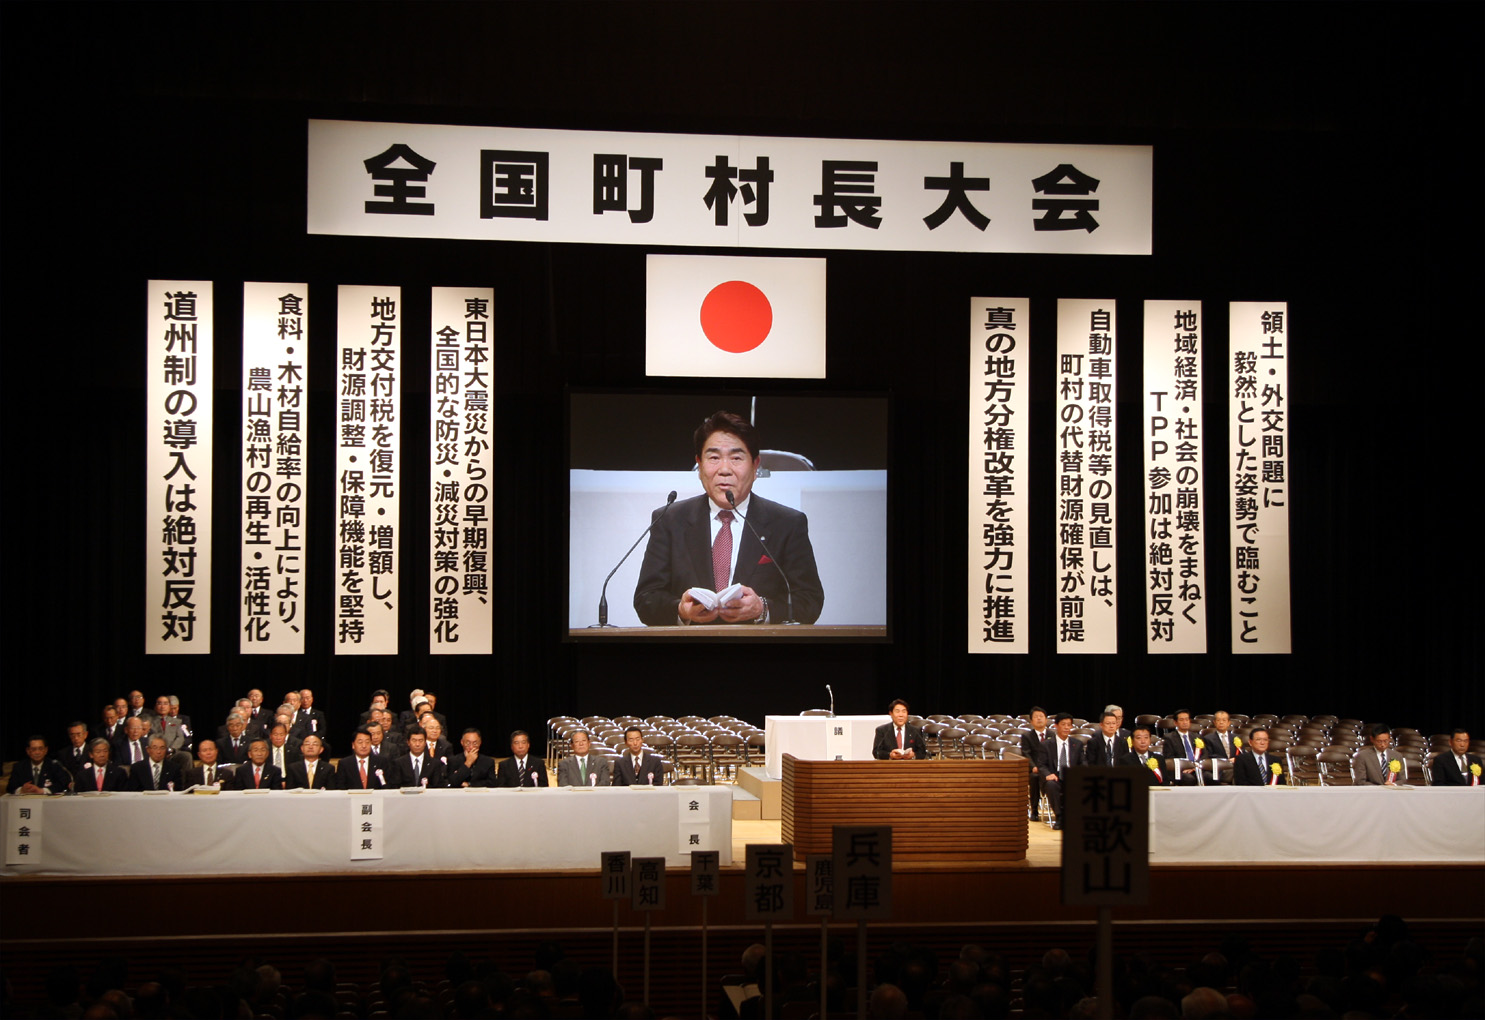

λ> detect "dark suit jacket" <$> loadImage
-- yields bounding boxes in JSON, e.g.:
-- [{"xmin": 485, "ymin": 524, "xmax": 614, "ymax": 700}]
[
  {"xmin": 264, "ymin": 743, "xmax": 302, "ymax": 774},
  {"xmin": 182, "ymin": 763, "xmax": 231, "ymax": 789},
  {"xmin": 1038, "ymin": 735, "xmax": 1085, "ymax": 779},
  {"xmin": 216, "ymin": 736, "xmax": 253, "ymax": 765},
  {"xmin": 1203, "ymin": 729, "xmax": 1238, "ymax": 759},
  {"xmin": 495, "ymin": 756, "xmax": 549, "ymax": 788},
  {"xmin": 128, "ymin": 759, "xmax": 184, "ymax": 792},
  {"xmin": 445, "ymin": 753, "xmax": 496, "ymax": 788},
  {"xmin": 60, "ymin": 743, "xmax": 91, "ymax": 774},
  {"xmin": 633, "ymin": 493, "xmax": 825, "ymax": 626},
  {"xmin": 285, "ymin": 759, "xmax": 335, "ymax": 790},
  {"xmin": 331, "ymin": 755, "xmax": 391, "ymax": 790},
  {"xmin": 1235, "ymin": 750, "xmax": 1283, "ymax": 786},
  {"xmin": 613, "ymin": 752, "xmax": 665, "ymax": 786},
  {"xmin": 390, "ymin": 752, "xmax": 446, "ymax": 789},
  {"xmin": 110, "ymin": 735, "xmax": 151, "ymax": 769},
  {"xmin": 1021, "ymin": 729, "xmax": 1050, "ymax": 775},
  {"xmin": 5, "ymin": 758, "xmax": 75, "ymax": 795},
  {"xmin": 75, "ymin": 762, "xmax": 131, "ymax": 792},
  {"xmin": 228, "ymin": 762, "xmax": 285, "ymax": 790},
  {"xmin": 1113, "ymin": 748, "xmax": 1169, "ymax": 784},
  {"xmin": 1085, "ymin": 734, "xmax": 1125, "ymax": 767},
  {"xmin": 872, "ymin": 722, "xmax": 928, "ymax": 760},
  {"xmin": 1430, "ymin": 751, "xmax": 1482, "ymax": 787},
  {"xmin": 1163, "ymin": 730, "xmax": 1207, "ymax": 762}
]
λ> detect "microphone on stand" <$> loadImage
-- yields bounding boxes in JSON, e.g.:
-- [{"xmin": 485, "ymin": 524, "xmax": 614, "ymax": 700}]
[
  {"xmin": 592, "ymin": 491, "xmax": 677, "ymax": 628},
  {"xmin": 726, "ymin": 490, "xmax": 798, "ymax": 624},
  {"xmin": 826, "ymin": 684, "xmax": 835, "ymax": 718}
]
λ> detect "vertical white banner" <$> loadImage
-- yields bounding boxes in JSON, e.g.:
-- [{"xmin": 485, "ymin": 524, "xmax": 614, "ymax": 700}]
[
  {"xmin": 5, "ymin": 799, "xmax": 43, "ymax": 866},
  {"xmin": 242, "ymin": 283, "xmax": 309, "ymax": 653},
  {"xmin": 1143, "ymin": 301, "xmax": 1206, "ymax": 652},
  {"xmin": 429, "ymin": 287, "xmax": 494, "ymax": 653},
  {"xmin": 1055, "ymin": 300, "xmax": 1118, "ymax": 653},
  {"xmin": 969, "ymin": 298, "xmax": 1029, "ymax": 653},
  {"xmin": 349, "ymin": 793, "xmax": 383, "ymax": 860},
  {"xmin": 1229, "ymin": 302, "xmax": 1291, "ymax": 652},
  {"xmin": 336, "ymin": 286, "xmax": 401, "ymax": 654},
  {"xmin": 148, "ymin": 281, "xmax": 213, "ymax": 653}
]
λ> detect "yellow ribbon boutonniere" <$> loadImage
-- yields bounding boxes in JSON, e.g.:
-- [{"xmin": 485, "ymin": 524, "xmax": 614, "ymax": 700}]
[
  {"xmin": 1194, "ymin": 738, "xmax": 1205, "ymax": 751},
  {"xmin": 1270, "ymin": 761, "xmax": 1283, "ymax": 776},
  {"xmin": 1147, "ymin": 758, "xmax": 1161, "ymax": 772},
  {"xmin": 1471, "ymin": 763, "xmax": 1482, "ymax": 777},
  {"xmin": 1388, "ymin": 759, "xmax": 1402, "ymax": 774},
  {"xmin": 1234, "ymin": 737, "xmax": 1244, "ymax": 750}
]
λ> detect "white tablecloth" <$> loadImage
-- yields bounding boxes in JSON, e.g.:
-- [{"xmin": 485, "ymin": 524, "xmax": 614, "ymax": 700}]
[
  {"xmin": 1149, "ymin": 785, "xmax": 1485, "ymax": 863},
  {"xmin": 764, "ymin": 715, "xmax": 886, "ymax": 779},
  {"xmin": 1, "ymin": 786, "xmax": 732, "ymax": 877}
]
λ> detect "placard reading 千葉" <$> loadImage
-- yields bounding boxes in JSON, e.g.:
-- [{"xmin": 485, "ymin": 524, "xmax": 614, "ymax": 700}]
[{"xmin": 309, "ymin": 120, "xmax": 1152, "ymax": 256}]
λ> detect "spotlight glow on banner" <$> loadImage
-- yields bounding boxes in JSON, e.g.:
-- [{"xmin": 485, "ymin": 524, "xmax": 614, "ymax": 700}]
[
  {"xmin": 1229, "ymin": 302, "xmax": 1291, "ymax": 653},
  {"xmin": 336, "ymin": 286, "xmax": 400, "ymax": 654},
  {"xmin": 148, "ymin": 281, "xmax": 212, "ymax": 654}
]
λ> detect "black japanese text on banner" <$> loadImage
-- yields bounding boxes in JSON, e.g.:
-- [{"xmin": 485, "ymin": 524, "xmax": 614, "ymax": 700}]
[
  {"xmin": 309, "ymin": 120, "xmax": 1152, "ymax": 256},
  {"xmin": 1055, "ymin": 300, "xmax": 1118, "ymax": 653},
  {"xmin": 242, "ymin": 283, "xmax": 308, "ymax": 653},
  {"xmin": 1143, "ymin": 301, "xmax": 1206, "ymax": 652},
  {"xmin": 429, "ymin": 287, "xmax": 493, "ymax": 654},
  {"xmin": 336, "ymin": 286, "xmax": 400, "ymax": 654},
  {"xmin": 1229, "ymin": 302, "xmax": 1291, "ymax": 653},
  {"xmin": 149, "ymin": 281, "xmax": 212, "ymax": 653},
  {"xmin": 969, "ymin": 298, "xmax": 1029, "ymax": 653}
]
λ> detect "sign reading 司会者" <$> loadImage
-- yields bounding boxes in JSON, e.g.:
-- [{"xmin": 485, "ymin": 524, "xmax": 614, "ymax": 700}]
[{"xmin": 308, "ymin": 120, "xmax": 1152, "ymax": 256}]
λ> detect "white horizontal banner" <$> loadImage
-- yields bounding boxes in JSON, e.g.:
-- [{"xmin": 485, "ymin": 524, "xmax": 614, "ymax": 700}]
[{"xmin": 309, "ymin": 119, "xmax": 1152, "ymax": 255}]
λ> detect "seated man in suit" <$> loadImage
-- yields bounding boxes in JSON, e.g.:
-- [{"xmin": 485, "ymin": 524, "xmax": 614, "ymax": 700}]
[
  {"xmin": 265, "ymin": 723, "xmax": 301, "ymax": 775},
  {"xmin": 129, "ymin": 735, "xmax": 183, "ymax": 791},
  {"xmin": 182, "ymin": 739, "xmax": 230, "ymax": 789},
  {"xmin": 245, "ymin": 689, "xmax": 273, "ymax": 731},
  {"xmin": 633, "ymin": 410, "xmax": 824, "ymax": 627},
  {"xmin": 358, "ymin": 689, "xmax": 391, "ymax": 726},
  {"xmin": 286, "ymin": 734, "xmax": 333, "ymax": 789},
  {"xmin": 558, "ymin": 728, "xmax": 612, "ymax": 787},
  {"xmin": 389, "ymin": 726, "xmax": 444, "ymax": 789},
  {"xmin": 365, "ymin": 720, "xmax": 397, "ymax": 762},
  {"xmin": 1038, "ymin": 713, "xmax": 1083, "ymax": 829},
  {"xmin": 496, "ymin": 730, "xmax": 548, "ymax": 788},
  {"xmin": 1085, "ymin": 712, "xmax": 1124, "ymax": 767},
  {"xmin": 295, "ymin": 689, "xmax": 328, "ymax": 740},
  {"xmin": 1433, "ymin": 728, "xmax": 1482, "ymax": 787},
  {"xmin": 1161, "ymin": 709, "xmax": 1204, "ymax": 785},
  {"xmin": 332, "ymin": 728, "xmax": 391, "ymax": 790},
  {"xmin": 445, "ymin": 728, "xmax": 495, "ymax": 788},
  {"xmin": 217, "ymin": 714, "xmax": 253, "ymax": 765},
  {"xmin": 1103, "ymin": 704, "xmax": 1130, "ymax": 741},
  {"xmin": 1354, "ymin": 725, "xmax": 1407, "ymax": 785},
  {"xmin": 1021, "ymin": 707, "xmax": 1052, "ymax": 821},
  {"xmin": 420, "ymin": 692, "xmax": 449, "ymax": 735},
  {"xmin": 76, "ymin": 738, "xmax": 130, "ymax": 792},
  {"xmin": 111, "ymin": 716, "xmax": 151, "ymax": 770},
  {"xmin": 150, "ymin": 695, "xmax": 194, "ymax": 774},
  {"xmin": 94, "ymin": 704, "xmax": 123, "ymax": 744},
  {"xmin": 6, "ymin": 735, "xmax": 75, "ymax": 795},
  {"xmin": 61, "ymin": 721, "xmax": 92, "ymax": 775},
  {"xmin": 872, "ymin": 699, "xmax": 928, "ymax": 760},
  {"xmin": 229, "ymin": 739, "xmax": 284, "ymax": 790},
  {"xmin": 613, "ymin": 726, "xmax": 665, "ymax": 786},
  {"xmin": 420, "ymin": 714, "xmax": 454, "ymax": 762},
  {"xmin": 1114, "ymin": 724, "xmax": 1168, "ymax": 784},
  {"xmin": 125, "ymin": 689, "xmax": 155, "ymax": 726},
  {"xmin": 1234, "ymin": 727, "xmax": 1284, "ymax": 786},
  {"xmin": 1204, "ymin": 709, "xmax": 1239, "ymax": 760}
]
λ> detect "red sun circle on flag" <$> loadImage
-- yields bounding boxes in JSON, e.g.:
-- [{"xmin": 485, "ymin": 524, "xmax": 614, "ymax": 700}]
[{"xmin": 699, "ymin": 280, "xmax": 773, "ymax": 353}]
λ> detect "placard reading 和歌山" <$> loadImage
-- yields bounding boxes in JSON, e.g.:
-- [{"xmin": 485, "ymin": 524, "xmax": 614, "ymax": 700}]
[
  {"xmin": 336, "ymin": 286, "xmax": 400, "ymax": 655},
  {"xmin": 309, "ymin": 120, "xmax": 1153, "ymax": 256},
  {"xmin": 1229, "ymin": 302, "xmax": 1291, "ymax": 653},
  {"xmin": 429, "ymin": 287, "xmax": 493, "ymax": 654},
  {"xmin": 969, "ymin": 298, "xmax": 1029, "ymax": 654},
  {"xmin": 1055, "ymin": 299, "xmax": 1118, "ymax": 654},
  {"xmin": 1144, "ymin": 301, "xmax": 1206, "ymax": 653},
  {"xmin": 241, "ymin": 283, "xmax": 308, "ymax": 653},
  {"xmin": 148, "ymin": 281, "xmax": 213, "ymax": 654}
]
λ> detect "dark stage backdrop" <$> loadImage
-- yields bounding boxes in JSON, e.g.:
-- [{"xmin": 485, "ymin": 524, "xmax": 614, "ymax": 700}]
[{"xmin": 2, "ymin": 3, "xmax": 1480, "ymax": 759}]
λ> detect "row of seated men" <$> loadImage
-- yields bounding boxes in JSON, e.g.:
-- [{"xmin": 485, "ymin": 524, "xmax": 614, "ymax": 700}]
[
  {"xmin": 3, "ymin": 721, "xmax": 672, "ymax": 795},
  {"xmin": 1013, "ymin": 706, "xmax": 1482, "ymax": 830}
]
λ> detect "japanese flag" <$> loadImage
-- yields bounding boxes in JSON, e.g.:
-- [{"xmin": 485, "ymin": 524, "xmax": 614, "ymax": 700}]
[{"xmin": 646, "ymin": 254, "xmax": 826, "ymax": 378}]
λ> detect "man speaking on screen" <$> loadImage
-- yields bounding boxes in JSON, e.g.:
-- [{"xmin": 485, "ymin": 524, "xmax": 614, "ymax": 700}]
[{"xmin": 634, "ymin": 410, "xmax": 824, "ymax": 626}]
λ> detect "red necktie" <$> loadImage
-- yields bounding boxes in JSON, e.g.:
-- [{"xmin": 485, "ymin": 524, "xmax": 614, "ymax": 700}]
[
  {"xmin": 712, "ymin": 511, "xmax": 734, "ymax": 591},
  {"xmin": 95, "ymin": 767, "xmax": 104, "ymax": 791},
  {"xmin": 254, "ymin": 766, "xmax": 261, "ymax": 789},
  {"xmin": 360, "ymin": 759, "xmax": 368, "ymax": 789},
  {"xmin": 897, "ymin": 728, "xmax": 904, "ymax": 750}
]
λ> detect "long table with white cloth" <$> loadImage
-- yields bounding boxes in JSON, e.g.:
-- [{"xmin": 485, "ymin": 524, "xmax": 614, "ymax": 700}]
[
  {"xmin": 1, "ymin": 786, "xmax": 733, "ymax": 878},
  {"xmin": 1149, "ymin": 785, "xmax": 1485, "ymax": 864},
  {"xmin": 764, "ymin": 714, "xmax": 887, "ymax": 779}
]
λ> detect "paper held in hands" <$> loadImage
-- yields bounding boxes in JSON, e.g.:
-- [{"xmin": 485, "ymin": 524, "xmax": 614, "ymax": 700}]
[{"xmin": 686, "ymin": 583, "xmax": 746, "ymax": 610}]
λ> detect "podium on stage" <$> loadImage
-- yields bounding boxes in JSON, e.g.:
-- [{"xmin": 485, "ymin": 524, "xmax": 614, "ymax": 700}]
[{"xmin": 780, "ymin": 753, "xmax": 1029, "ymax": 863}]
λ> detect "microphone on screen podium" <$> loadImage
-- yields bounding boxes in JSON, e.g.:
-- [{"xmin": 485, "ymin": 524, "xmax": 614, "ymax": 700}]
[
  {"xmin": 592, "ymin": 490, "xmax": 677, "ymax": 628},
  {"xmin": 826, "ymin": 684, "xmax": 835, "ymax": 718},
  {"xmin": 726, "ymin": 489, "xmax": 798, "ymax": 625}
]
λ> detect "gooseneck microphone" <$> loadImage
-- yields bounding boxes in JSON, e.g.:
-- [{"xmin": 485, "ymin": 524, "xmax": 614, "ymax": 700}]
[
  {"xmin": 726, "ymin": 489, "xmax": 798, "ymax": 625},
  {"xmin": 826, "ymin": 684, "xmax": 835, "ymax": 717},
  {"xmin": 593, "ymin": 490, "xmax": 677, "ymax": 627}
]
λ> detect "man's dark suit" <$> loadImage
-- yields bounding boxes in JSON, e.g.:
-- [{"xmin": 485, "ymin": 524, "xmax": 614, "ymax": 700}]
[
  {"xmin": 216, "ymin": 735, "xmax": 252, "ymax": 766},
  {"xmin": 613, "ymin": 753, "xmax": 665, "ymax": 786},
  {"xmin": 285, "ymin": 759, "xmax": 334, "ymax": 790},
  {"xmin": 390, "ymin": 752, "xmax": 446, "ymax": 790},
  {"xmin": 75, "ymin": 761, "xmax": 130, "ymax": 792},
  {"xmin": 111, "ymin": 735, "xmax": 150, "ymax": 770},
  {"xmin": 495, "ymin": 756, "xmax": 549, "ymax": 788},
  {"xmin": 633, "ymin": 493, "xmax": 825, "ymax": 626},
  {"xmin": 5, "ymin": 758, "xmax": 75, "ymax": 795},
  {"xmin": 1085, "ymin": 734, "xmax": 1124, "ymax": 768},
  {"xmin": 1430, "ymin": 751, "xmax": 1482, "ymax": 787},
  {"xmin": 1203, "ymin": 729, "xmax": 1238, "ymax": 760},
  {"xmin": 445, "ymin": 754, "xmax": 496, "ymax": 788},
  {"xmin": 228, "ymin": 762, "xmax": 284, "ymax": 790},
  {"xmin": 1235, "ymin": 749, "xmax": 1282, "ymax": 786},
  {"xmin": 1113, "ymin": 747, "xmax": 1169, "ymax": 785},
  {"xmin": 331, "ymin": 755, "xmax": 391, "ymax": 790},
  {"xmin": 128, "ymin": 759, "xmax": 184, "ymax": 792},
  {"xmin": 1037, "ymin": 735, "xmax": 1085, "ymax": 825},
  {"xmin": 264, "ymin": 743, "xmax": 302, "ymax": 776},
  {"xmin": 60, "ymin": 742, "xmax": 91, "ymax": 774},
  {"xmin": 872, "ymin": 722, "xmax": 928, "ymax": 760},
  {"xmin": 1163, "ymin": 730, "xmax": 1206, "ymax": 786},
  {"xmin": 182, "ymin": 762, "xmax": 230, "ymax": 789},
  {"xmin": 1021, "ymin": 728, "xmax": 1051, "ymax": 820}
]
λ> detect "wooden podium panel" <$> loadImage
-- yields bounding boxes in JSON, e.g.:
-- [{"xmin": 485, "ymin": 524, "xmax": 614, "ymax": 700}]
[{"xmin": 781, "ymin": 753, "xmax": 1029, "ymax": 863}]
